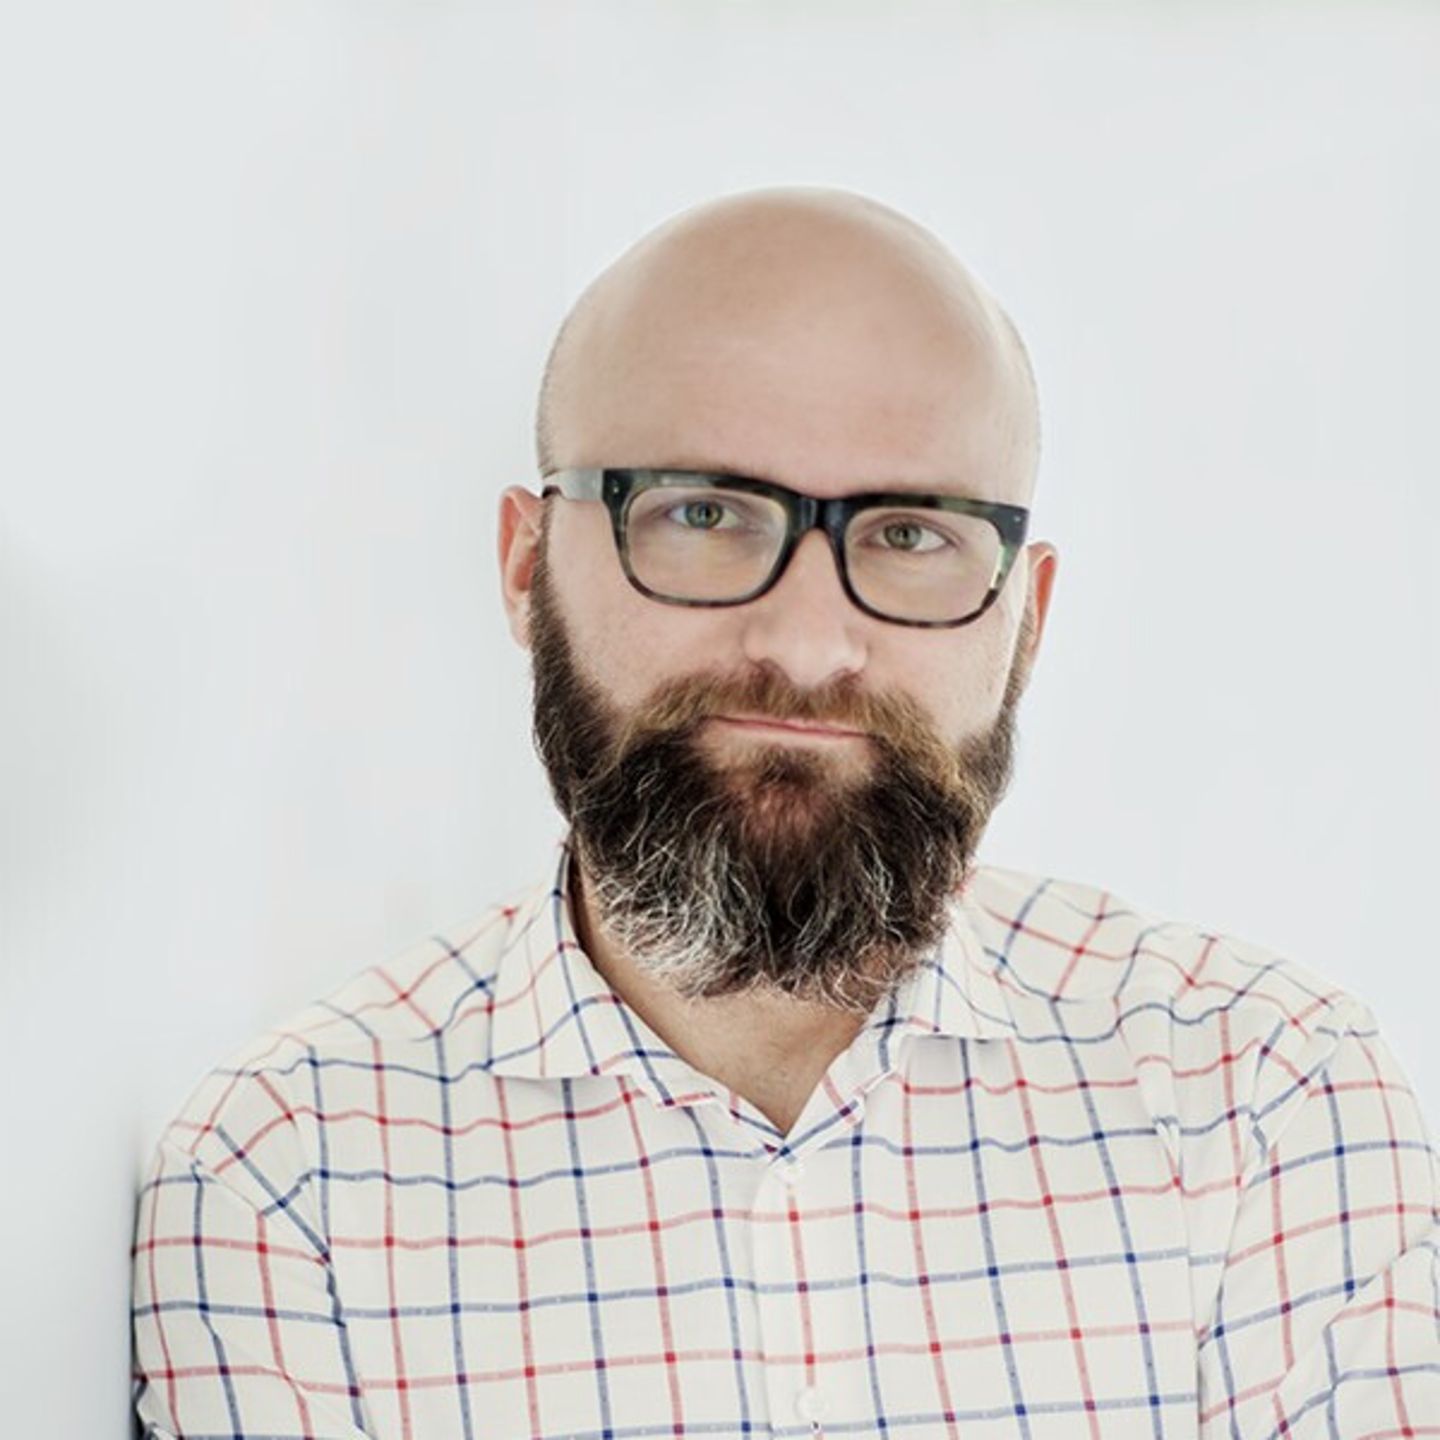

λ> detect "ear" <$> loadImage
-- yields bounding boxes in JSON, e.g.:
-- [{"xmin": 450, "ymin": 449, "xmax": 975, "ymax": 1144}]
[
  {"xmin": 1017, "ymin": 540, "xmax": 1058, "ymax": 679},
  {"xmin": 498, "ymin": 485, "xmax": 544, "ymax": 649}
]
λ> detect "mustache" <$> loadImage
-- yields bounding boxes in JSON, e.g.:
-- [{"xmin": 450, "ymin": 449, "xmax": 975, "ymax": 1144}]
[
  {"xmin": 620, "ymin": 669, "xmax": 908, "ymax": 737},
  {"xmin": 605, "ymin": 667, "xmax": 962, "ymax": 782}
]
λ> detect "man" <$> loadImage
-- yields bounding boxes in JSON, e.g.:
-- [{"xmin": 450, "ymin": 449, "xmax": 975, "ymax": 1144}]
[{"xmin": 132, "ymin": 188, "xmax": 1439, "ymax": 1438}]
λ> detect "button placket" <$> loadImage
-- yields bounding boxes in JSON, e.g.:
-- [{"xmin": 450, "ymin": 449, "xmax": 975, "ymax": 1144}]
[{"xmin": 753, "ymin": 1153, "xmax": 820, "ymax": 1435}]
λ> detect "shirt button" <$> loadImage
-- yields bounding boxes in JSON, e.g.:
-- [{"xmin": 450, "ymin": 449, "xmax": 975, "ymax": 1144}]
[
  {"xmin": 794, "ymin": 1385, "xmax": 827, "ymax": 1422},
  {"xmin": 780, "ymin": 1162, "xmax": 804, "ymax": 1189}
]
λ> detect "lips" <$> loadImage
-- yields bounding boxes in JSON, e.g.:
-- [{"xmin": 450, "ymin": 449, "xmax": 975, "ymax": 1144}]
[{"xmin": 713, "ymin": 714, "xmax": 867, "ymax": 739}]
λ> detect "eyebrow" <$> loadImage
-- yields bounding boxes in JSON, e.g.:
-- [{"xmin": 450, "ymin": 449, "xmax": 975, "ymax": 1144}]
[
  {"xmin": 650, "ymin": 461, "xmax": 988, "ymax": 501},
  {"xmin": 650, "ymin": 459, "xmax": 760, "ymax": 480}
]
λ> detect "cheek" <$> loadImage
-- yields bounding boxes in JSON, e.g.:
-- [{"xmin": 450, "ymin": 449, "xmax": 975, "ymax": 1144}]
[
  {"xmin": 550, "ymin": 538, "xmax": 747, "ymax": 707},
  {"xmin": 889, "ymin": 624, "xmax": 1015, "ymax": 741}
]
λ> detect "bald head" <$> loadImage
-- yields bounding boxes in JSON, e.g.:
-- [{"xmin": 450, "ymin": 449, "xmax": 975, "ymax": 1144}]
[{"xmin": 535, "ymin": 187, "xmax": 1040, "ymax": 505}]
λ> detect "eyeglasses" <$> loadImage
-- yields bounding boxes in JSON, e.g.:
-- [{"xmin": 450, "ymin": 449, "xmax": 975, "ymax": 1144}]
[{"xmin": 540, "ymin": 467, "xmax": 1030, "ymax": 628}]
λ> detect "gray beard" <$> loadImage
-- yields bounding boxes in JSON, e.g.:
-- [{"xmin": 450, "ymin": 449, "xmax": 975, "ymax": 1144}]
[{"xmin": 529, "ymin": 549, "xmax": 1025, "ymax": 1015}]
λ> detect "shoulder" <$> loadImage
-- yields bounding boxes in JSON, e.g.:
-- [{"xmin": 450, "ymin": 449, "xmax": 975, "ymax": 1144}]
[
  {"xmin": 966, "ymin": 861, "xmax": 1366, "ymax": 1027},
  {"xmin": 962, "ymin": 863, "xmax": 1391, "ymax": 1167},
  {"xmin": 152, "ymin": 881, "xmax": 548, "ymax": 1187},
  {"xmin": 963, "ymin": 862, "xmax": 1378, "ymax": 1097}
]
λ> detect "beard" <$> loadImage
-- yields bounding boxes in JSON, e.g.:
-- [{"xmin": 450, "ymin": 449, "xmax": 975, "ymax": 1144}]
[{"xmin": 528, "ymin": 543, "xmax": 1028, "ymax": 1016}]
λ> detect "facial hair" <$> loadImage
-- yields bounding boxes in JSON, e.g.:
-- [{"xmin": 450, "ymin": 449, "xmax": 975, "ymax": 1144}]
[{"xmin": 528, "ymin": 544, "xmax": 1028, "ymax": 1016}]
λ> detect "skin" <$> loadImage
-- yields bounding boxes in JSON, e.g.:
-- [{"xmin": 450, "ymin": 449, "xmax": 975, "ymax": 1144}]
[{"xmin": 498, "ymin": 187, "xmax": 1058, "ymax": 1132}]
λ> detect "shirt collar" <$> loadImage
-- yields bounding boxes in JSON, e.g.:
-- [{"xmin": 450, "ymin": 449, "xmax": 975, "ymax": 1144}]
[
  {"xmin": 484, "ymin": 837, "xmax": 1018, "ymax": 1089},
  {"xmin": 876, "ymin": 870, "xmax": 1020, "ymax": 1045}
]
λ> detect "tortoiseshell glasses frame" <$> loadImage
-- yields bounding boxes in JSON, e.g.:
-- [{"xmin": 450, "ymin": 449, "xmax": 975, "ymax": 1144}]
[{"xmin": 540, "ymin": 466, "xmax": 1030, "ymax": 629}]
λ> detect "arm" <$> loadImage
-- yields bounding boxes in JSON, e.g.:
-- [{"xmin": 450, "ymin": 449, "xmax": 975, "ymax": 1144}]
[
  {"xmin": 1197, "ymin": 1006, "xmax": 1440, "ymax": 1438},
  {"xmin": 132, "ymin": 1069, "xmax": 376, "ymax": 1439}
]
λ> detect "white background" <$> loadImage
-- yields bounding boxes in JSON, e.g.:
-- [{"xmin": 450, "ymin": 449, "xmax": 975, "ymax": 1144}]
[{"xmin": 2, "ymin": 3, "xmax": 1437, "ymax": 1432}]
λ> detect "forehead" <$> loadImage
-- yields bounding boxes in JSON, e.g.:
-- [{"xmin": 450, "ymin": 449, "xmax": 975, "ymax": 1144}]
[
  {"xmin": 572, "ymin": 335, "xmax": 1030, "ymax": 507},
  {"xmin": 552, "ymin": 219, "xmax": 1037, "ymax": 507}
]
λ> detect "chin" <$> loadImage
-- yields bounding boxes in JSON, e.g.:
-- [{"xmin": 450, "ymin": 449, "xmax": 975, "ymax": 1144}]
[{"xmin": 719, "ymin": 748, "xmax": 858, "ymax": 841}]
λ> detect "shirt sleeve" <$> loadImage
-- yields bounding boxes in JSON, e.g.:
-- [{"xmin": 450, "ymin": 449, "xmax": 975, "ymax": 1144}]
[
  {"xmin": 131, "ymin": 1065, "xmax": 376, "ymax": 1440},
  {"xmin": 1197, "ymin": 1001, "xmax": 1440, "ymax": 1438}
]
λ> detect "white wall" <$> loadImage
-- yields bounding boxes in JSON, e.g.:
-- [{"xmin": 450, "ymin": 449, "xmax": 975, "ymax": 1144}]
[{"xmin": 2, "ymin": 3, "xmax": 1436, "ymax": 1432}]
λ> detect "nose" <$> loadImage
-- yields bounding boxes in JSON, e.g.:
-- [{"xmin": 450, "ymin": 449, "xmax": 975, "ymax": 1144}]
[{"xmin": 738, "ymin": 531, "xmax": 868, "ymax": 689}]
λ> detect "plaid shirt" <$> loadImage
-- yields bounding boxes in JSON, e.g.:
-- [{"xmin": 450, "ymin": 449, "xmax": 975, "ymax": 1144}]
[{"xmin": 132, "ymin": 839, "xmax": 1440, "ymax": 1438}]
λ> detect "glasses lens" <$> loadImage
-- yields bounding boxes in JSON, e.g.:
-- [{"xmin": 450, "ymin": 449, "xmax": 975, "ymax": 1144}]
[
  {"xmin": 624, "ymin": 482, "xmax": 787, "ymax": 601},
  {"xmin": 845, "ymin": 506, "xmax": 1002, "ymax": 623}
]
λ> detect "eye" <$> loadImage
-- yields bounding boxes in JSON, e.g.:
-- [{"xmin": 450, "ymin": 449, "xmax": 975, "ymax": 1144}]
[
  {"xmin": 666, "ymin": 497, "xmax": 744, "ymax": 530},
  {"xmin": 871, "ymin": 518, "xmax": 950, "ymax": 553}
]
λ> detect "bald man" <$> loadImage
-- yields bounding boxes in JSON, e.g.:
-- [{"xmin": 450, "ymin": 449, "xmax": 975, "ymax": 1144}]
[{"xmin": 133, "ymin": 189, "xmax": 1440, "ymax": 1439}]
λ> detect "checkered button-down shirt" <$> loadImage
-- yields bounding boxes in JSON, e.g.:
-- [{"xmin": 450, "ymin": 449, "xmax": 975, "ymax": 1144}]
[{"xmin": 132, "ymin": 840, "xmax": 1440, "ymax": 1439}]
